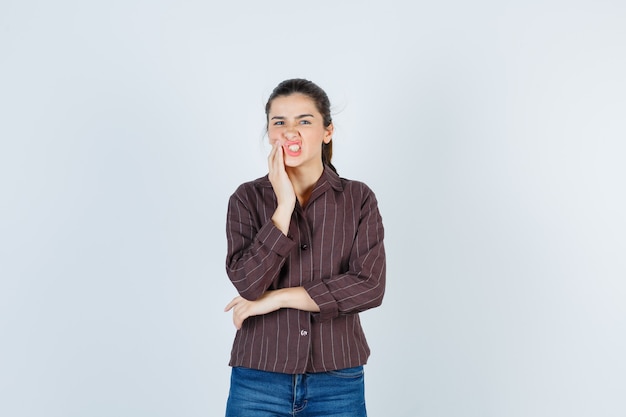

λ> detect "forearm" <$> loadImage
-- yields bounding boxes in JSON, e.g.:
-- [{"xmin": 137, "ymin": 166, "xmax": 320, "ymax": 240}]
[
  {"xmin": 225, "ymin": 286, "xmax": 319, "ymax": 329},
  {"xmin": 304, "ymin": 194, "xmax": 386, "ymax": 321},
  {"xmin": 271, "ymin": 204, "xmax": 294, "ymax": 236},
  {"xmin": 227, "ymin": 217, "xmax": 296, "ymax": 300},
  {"xmin": 273, "ymin": 287, "xmax": 320, "ymax": 312}
]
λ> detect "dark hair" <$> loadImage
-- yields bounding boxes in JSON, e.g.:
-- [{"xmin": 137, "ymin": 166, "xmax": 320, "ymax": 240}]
[{"xmin": 265, "ymin": 78, "xmax": 337, "ymax": 174}]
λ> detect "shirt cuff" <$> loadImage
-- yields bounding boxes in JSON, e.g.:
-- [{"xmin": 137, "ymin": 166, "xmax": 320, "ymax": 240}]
[
  {"xmin": 303, "ymin": 281, "xmax": 339, "ymax": 322},
  {"xmin": 256, "ymin": 221, "xmax": 296, "ymax": 257}
]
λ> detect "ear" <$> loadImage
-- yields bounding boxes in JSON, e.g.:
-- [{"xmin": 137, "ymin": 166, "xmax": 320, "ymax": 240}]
[{"xmin": 323, "ymin": 123, "xmax": 334, "ymax": 144}]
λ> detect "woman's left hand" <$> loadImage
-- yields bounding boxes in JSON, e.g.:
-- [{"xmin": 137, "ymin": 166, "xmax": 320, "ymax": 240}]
[{"xmin": 224, "ymin": 291, "xmax": 280, "ymax": 330}]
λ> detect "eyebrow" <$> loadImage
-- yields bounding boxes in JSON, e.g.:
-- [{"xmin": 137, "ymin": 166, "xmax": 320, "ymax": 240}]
[{"xmin": 270, "ymin": 114, "xmax": 315, "ymax": 120}]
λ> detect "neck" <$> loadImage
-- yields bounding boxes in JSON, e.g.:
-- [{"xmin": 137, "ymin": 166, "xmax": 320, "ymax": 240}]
[{"xmin": 286, "ymin": 163, "xmax": 324, "ymax": 207}]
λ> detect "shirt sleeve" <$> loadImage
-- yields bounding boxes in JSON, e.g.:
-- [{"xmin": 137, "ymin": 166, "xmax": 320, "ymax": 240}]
[
  {"xmin": 303, "ymin": 185, "xmax": 386, "ymax": 322},
  {"xmin": 225, "ymin": 187, "xmax": 296, "ymax": 300}
]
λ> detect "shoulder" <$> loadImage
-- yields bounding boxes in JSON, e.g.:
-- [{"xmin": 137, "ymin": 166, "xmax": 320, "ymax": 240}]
[
  {"xmin": 327, "ymin": 170, "xmax": 379, "ymax": 206},
  {"xmin": 324, "ymin": 166, "xmax": 375, "ymax": 195},
  {"xmin": 340, "ymin": 177, "xmax": 374, "ymax": 193},
  {"xmin": 229, "ymin": 174, "xmax": 272, "ymax": 203},
  {"xmin": 231, "ymin": 174, "xmax": 271, "ymax": 194},
  {"xmin": 337, "ymin": 175, "xmax": 377, "ymax": 199}
]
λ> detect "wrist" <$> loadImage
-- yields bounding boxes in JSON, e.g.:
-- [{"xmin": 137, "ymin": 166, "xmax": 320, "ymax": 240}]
[
  {"xmin": 272, "ymin": 205, "xmax": 294, "ymax": 235},
  {"xmin": 273, "ymin": 287, "xmax": 319, "ymax": 312}
]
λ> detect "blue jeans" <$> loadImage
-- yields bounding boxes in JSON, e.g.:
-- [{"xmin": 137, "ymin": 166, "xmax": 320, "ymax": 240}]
[{"xmin": 225, "ymin": 366, "xmax": 367, "ymax": 417}]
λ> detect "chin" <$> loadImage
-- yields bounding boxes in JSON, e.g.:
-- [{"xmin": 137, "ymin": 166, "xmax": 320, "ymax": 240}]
[{"xmin": 284, "ymin": 161, "xmax": 300, "ymax": 169}]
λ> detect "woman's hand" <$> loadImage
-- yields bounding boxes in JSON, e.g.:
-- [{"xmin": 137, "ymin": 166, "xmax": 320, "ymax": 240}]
[
  {"xmin": 224, "ymin": 288, "xmax": 320, "ymax": 329},
  {"xmin": 224, "ymin": 292, "xmax": 280, "ymax": 330},
  {"xmin": 268, "ymin": 141, "xmax": 295, "ymax": 234}
]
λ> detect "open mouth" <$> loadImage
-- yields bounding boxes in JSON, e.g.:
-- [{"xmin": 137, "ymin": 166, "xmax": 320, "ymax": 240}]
[{"xmin": 284, "ymin": 141, "xmax": 302, "ymax": 155}]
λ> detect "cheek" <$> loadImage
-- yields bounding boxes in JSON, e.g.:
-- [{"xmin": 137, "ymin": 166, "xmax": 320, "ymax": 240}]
[
  {"xmin": 267, "ymin": 128, "xmax": 280, "ymax": 143},
  {"xmin": 268, "ymin": 136, "xmax": 283, "ymax": 147}
]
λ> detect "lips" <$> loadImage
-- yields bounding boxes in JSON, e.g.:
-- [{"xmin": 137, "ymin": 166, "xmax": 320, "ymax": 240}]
[{"xmin": 283, "ymin": 141, "xmax": 301, "ymax": 156}]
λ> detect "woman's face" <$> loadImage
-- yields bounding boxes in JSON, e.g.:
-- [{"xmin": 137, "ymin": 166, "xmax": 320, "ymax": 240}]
[{"xmin": 267, "ymin": 93, "xmax": 333, "ymax": 171}]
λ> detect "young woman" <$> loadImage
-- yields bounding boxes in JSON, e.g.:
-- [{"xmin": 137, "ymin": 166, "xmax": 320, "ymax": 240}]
[{"xmin": 224, "ymin": 79, "xmax": 386, "ymax": 417}]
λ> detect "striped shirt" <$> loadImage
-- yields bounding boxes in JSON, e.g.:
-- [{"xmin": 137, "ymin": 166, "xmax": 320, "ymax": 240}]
[{"xmin": 225, "ymin": 166, "xmax": 386, "ymax": 374}]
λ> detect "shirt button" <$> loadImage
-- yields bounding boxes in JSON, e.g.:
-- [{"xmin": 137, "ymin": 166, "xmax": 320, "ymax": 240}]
[
  {"xmin": 300, "ymin": 244, "xmax": 308, "ymax": 250},
  {"xmin": 300, "ymin": 330, "xmax": 308, "ymax": 336}
]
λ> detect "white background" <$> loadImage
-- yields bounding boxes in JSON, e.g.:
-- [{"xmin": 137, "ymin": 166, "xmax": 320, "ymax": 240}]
[{"xmin": 1, "ymin": 1, "xmax": 625, "ymax": 416}]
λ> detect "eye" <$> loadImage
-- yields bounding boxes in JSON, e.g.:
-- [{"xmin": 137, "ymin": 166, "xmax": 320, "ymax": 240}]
[
  {"xmin": 273, "ymin": 121, "xmax": 284, "ymax": 126},
  {"xmin": 299, "ymin": 120, "xmax": 312, "ymax": 125}
]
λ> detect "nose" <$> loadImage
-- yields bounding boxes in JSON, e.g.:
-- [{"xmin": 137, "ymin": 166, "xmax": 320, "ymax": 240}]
[{"xmin": 284, "ymin": 124, "xmax": 299, "ymax": 140}]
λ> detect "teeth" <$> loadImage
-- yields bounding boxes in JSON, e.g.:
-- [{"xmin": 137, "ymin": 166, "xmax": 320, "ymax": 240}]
[{"xmin": 288, "ymin": 144, "xmax": 300, "ymax": 152}]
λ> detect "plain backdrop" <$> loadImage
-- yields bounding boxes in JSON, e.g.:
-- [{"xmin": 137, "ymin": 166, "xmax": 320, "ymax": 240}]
[{"xmin": 1, "ymin": 1, "xmax": 625, "ymax": 416}]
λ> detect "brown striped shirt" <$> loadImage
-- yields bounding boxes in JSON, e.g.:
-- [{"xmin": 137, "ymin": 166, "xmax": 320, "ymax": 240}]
[{"xmin": 225, "ymin": 166, "xmax": 386, "ymax": 374}]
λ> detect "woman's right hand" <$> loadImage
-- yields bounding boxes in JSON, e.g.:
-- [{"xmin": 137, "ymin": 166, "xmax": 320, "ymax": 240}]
[{"xmin": 268, "ymin": 141, "xmax": 295, "ymax": 234}]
